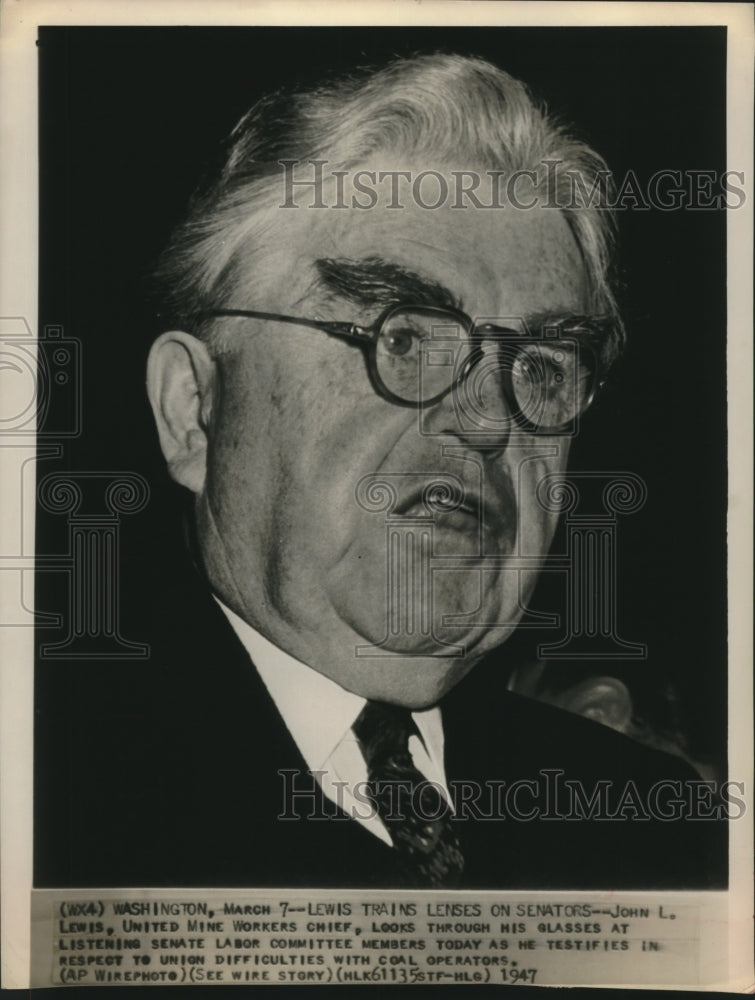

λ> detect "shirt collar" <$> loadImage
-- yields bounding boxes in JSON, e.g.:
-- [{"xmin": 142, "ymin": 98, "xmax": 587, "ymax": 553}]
[{"xmin": 215, "ymin": 599, "xmax": 445, "ymax": 773}]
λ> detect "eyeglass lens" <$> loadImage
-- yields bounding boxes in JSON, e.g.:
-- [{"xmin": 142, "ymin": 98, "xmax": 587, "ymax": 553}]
[{"xmin": 375, "ymin": 307, "xmax": 595, "ymax": 430}]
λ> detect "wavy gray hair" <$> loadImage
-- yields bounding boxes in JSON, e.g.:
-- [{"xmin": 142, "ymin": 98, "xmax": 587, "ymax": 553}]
[{"xmin": 157, "ymin": 53, "xmax": 622, "ymax": 363}]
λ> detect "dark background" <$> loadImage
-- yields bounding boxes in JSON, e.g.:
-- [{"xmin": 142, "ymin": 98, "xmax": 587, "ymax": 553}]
[{"xmin": 35, "ymin": 26, "xmax": 728, "ymax": 873}]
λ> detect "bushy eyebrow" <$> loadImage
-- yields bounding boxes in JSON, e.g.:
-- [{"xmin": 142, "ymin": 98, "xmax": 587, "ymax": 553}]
[
  {"xmin": 313, "ymin": 256, "xmax": 461, "ymax": 311},
  {"xmin": 521, "ymin": 310, "xmax": 611, "ymax": 336},
  {"xmin": 312, "ymin": 256, "xmax": 610, "ymax": 344}
]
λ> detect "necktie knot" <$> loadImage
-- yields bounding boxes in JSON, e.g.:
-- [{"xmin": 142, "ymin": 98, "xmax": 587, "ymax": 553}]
[{"xmin": 353, "ymin": 700, "xmax": 415, "ymax": 767}]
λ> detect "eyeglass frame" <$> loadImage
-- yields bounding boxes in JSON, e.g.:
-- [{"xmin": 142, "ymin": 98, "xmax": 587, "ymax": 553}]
[{"xmin": 181, "ymin": 303, "xmax": 609, "ymax": 434}]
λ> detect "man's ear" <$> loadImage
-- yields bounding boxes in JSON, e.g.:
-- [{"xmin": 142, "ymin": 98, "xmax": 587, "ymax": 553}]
[
  {"xmin": 555, "ymin": 676, "xmax": 633, "ymax": 733},
  {"xmin": 146, "ymin": 330, "xmax": 215, "ymax": 494}
]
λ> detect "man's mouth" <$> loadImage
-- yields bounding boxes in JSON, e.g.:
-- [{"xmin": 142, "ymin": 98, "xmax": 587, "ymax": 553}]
[{"xmin": 394, "ymin": 484, "xmax": 500, "ymax": 531}]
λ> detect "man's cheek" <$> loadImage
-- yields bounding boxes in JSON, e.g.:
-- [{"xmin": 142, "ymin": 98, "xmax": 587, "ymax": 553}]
[
  {"xmin": 513, "ymin": 447, "xmax": 569, "ymax": 550},
  {"xmin": 518, "ymin": 503, "xmax": 560, "ymax": 560},
  {"xmin": 324, "ymin": 531, "xmax": 396, "ymax": 645}
]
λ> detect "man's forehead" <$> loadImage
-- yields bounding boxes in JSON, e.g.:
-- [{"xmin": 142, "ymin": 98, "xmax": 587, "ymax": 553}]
[{"xmin": 253, "ymin": 196, "xmax": 588, "ymax": 320}]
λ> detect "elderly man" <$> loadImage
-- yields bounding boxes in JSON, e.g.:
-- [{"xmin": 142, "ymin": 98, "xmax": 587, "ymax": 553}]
[{"xmin": 48, "ymin": 53, "xmax": 722, "ymax": 890}]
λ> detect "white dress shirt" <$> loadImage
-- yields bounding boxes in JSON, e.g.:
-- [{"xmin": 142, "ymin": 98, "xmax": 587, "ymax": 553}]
[{"xmin": 217, "ymin": 600, "xmax": 451, "ymax": 846}]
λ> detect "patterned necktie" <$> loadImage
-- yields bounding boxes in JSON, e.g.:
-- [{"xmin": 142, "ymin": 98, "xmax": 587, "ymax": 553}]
[{"xmin": 353, "ymin": 700, "xmax": 464, "ymax": 888}]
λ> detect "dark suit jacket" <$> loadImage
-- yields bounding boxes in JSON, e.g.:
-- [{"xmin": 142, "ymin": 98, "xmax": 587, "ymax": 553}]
[{"xmin": 35, "ymin": 557, "xmax": 726, "ymax": 890}]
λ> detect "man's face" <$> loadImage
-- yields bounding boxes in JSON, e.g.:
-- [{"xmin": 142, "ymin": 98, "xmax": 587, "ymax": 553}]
[{"xmin": 184, "ymin": 170, "xmax": 588, "ymax": 707}]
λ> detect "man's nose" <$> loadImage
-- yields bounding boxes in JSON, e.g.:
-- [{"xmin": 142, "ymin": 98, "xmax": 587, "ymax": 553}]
[{"xmin": 420, "ymin": 341, "xmax": 514, "ymax": 455}]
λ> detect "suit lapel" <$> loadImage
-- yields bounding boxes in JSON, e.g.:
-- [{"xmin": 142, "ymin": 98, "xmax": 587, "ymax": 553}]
[{"xmin": 154, "ymin": 577, "xmax": 395, "ymax": 885}]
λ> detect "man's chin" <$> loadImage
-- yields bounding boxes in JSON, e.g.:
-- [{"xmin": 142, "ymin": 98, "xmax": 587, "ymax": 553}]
[
  {"xmin": 329, "ymin": 606, "xmax": 514, "ymax": 710},
  {"xmin": 349, "ymin": 621, "xmax": 512, "ymax": 659},
  {"xmin": 331, "ymin": 580, "xmax": 519, "ymax": 659}
]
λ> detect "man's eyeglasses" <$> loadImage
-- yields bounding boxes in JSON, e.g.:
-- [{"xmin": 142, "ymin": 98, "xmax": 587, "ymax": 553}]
[{"xmin": 188, "ymin": 304, "xmax": 609, "ymax": 433}]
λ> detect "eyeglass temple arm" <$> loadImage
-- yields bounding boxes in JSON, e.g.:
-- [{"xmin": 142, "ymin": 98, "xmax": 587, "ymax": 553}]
[{"xmin": 194, "ymin": 308, "xmax": 373, "ymax": 343}]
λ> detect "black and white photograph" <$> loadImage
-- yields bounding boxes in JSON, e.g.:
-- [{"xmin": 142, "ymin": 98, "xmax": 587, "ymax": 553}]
[{"xmin": 1, "ymin": 0, "xmax": 752, "ymax": 991}]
